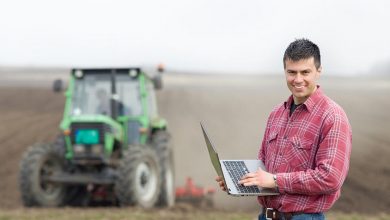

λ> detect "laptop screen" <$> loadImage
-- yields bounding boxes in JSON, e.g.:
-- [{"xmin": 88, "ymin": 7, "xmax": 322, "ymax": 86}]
[{"xmin": 200, "ymin": 122, "xmax": 224, "ymax": 177}]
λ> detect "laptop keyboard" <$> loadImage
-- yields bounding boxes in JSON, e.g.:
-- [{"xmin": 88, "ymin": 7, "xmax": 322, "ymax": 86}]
[{"xmin": 223, "ymin": 161, "xmax": 261, "ymax": 194}]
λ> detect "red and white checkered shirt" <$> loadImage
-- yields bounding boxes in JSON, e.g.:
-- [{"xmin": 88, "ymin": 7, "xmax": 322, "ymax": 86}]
[{"xmin": 258, "ymin": 86, "xmax": 352, "ymax": 213}]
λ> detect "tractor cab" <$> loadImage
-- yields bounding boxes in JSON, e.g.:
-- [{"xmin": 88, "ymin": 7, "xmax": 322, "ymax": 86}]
[
  {"xmin": 58, "ymin": 68, "xmax": 165, "ymax": 163},
  {"xmin": 70, "ymin": 69, "xmax": 145, "ymax": 118}
]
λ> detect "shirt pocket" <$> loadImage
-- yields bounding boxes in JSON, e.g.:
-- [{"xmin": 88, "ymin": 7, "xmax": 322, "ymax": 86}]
[
  {"xmin": 267, "ymin": 132, "xmax": 278, "ymax": 143},
  {"xmin": 266, "ymin": 132, "xmax": 278, "ymax": 150},
  {"xmin": 287, "ymin": 136, "xmax": 313, "ymax": 171}
]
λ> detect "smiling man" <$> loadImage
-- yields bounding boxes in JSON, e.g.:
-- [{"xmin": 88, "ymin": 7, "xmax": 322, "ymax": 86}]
[{"xmin": 216, "ymin": 39, "xmax": 352, "ymax": 220}]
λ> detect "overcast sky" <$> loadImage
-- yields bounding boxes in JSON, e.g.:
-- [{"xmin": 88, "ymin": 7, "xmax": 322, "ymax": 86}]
[{"xmin": 0, "ymin": 0, "xmax": 389, "ymax": 75}]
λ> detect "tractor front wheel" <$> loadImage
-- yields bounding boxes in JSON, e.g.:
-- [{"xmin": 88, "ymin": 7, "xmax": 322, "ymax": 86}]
[
  {"xmin": 19, "ymin": 143, "xmax": 67, "ymax": 207},
  {"xmin": 115, "ymin": 145, "xmax": 161, "ymax": 208}
]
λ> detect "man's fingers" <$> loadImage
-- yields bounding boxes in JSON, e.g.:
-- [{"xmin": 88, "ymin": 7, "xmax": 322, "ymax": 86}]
[
  {"xmin": 243, "ymin": 180, "xmax": 258, "ymax": 187},
  {"xmin": 215, "ymin": 176, "xmax": 227, "ymax": 191},
  {"xmin": 238, "ymin": 176, "xmax": 257, "ymax": 185},
  {"xmin": 214, "ymin": 176, "xmax": 230, "ymax": 192},
  {"xmin": 217, "ymin": 174, "xmax": 260, "ymax": 189},
  {"xmin": 239, "ymin": 177, "xmax": 259, "ymax": 186},
  {"xmin": 241, "ymin": 172, "xmax": 256, "ymax": 180},
  {"xmin": 238, "ymin": 177, "xmax": 250, "ymax": 184}
]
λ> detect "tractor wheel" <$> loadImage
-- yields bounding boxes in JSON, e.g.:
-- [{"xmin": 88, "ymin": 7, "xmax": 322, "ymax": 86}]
[
  {"xmin": 115, "ymin": 145, "xmax": 161, "ymax": 208},
  {"xmin": 153, "ymin": 130, "xmax": 175, "ymax": 207},
  {"xmin": 19, "ymin": 143, "xmax": 67, "ymax": 207}
]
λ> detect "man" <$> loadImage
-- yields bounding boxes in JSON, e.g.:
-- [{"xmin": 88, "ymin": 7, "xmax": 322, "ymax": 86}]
[
  {"xmin": 216, "ymin": 39, "xmax": 352, "ymax": 220},
  {"xmin": 95, "ymin": 88, "xmax": 127, "ymax": 116},
  {"xmin": 95, "ymin": 88, "xmax": 111, "ymax": 115}
]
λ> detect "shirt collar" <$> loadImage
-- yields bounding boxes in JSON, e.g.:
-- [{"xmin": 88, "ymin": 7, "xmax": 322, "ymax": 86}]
[{"xmin": 284, "ymin": 85, "xmax": 323, "ymax": 113}]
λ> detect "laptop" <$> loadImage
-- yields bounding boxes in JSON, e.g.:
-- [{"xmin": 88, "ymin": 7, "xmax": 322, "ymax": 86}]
[{"xmin": 200, "ymin": 122, "xmax": 279, "ymax": 196}]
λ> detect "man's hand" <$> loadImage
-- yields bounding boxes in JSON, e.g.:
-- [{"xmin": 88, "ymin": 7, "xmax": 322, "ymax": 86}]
[
  {"xmin": 215, "ymin": 176, "xmax": 227, "ymax": 192},
  {"xmin": 238, "ymin": 167, "xmax": 276, "ymax": 188}
]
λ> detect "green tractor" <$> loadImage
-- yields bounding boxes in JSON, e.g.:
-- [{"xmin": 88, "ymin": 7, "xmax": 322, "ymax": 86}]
[{"xmin": 19, "ymin": 68, "xmax": 175, "ymax": 208}]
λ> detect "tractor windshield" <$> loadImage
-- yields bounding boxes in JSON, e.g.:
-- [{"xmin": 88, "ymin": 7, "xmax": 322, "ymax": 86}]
[{"xmin": 71, "ymin": 74, "xmax": 142, "ymax": 116}]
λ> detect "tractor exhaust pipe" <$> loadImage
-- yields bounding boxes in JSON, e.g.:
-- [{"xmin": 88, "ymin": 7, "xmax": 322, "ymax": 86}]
[{"xmin": 110, "ymin": 69, "xmax": 118, "ymax": 119}]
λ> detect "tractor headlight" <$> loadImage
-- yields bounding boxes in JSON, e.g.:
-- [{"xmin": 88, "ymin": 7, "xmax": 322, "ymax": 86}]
[
  {"xmin": 91, "ymin": 144, "xmax": 104, "ymax": 155},
  {"xmin": 74, "ymin": 145, "xmax": 86, "ymax": 154},
  {"xmin": 73, "ymin": 144, "xmax": 103, "ymax": 155}
]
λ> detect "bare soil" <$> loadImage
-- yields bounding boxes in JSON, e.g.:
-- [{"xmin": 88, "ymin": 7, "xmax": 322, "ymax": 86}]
[{"xmin": 0, "ymin": 74, "xmax": 389, "ymax": 213}]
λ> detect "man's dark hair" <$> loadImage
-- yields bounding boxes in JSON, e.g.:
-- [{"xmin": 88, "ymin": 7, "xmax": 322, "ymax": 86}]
[{"xmin": 283, "ymin": 38, "xmax": 321, "ymax": 69}]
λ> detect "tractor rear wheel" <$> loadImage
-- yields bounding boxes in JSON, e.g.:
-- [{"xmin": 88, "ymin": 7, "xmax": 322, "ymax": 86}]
[
  {"xmin": 19, "ymin": 143, "xmax": 67, "ymax": 207},
  {"xmin": 115, "ymin": 145, "xmax": 161, "ymax": 208},
  {"xmin": 159, "ymin": 149, "xmax": 175, "ymax": 207},
  {"xmin": 153, "ymin": 130, "xmax": 175, "ymax": 207}
]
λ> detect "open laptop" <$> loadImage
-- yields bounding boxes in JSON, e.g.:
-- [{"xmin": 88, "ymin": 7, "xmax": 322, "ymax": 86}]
[{"xmin": 200, "ymin": 122, "xmax": 279, "ymax": 196}]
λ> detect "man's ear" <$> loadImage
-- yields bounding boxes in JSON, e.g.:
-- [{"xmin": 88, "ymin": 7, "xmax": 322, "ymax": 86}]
[{"xmin": 316, "ymin": 66, "xmax": 322, "ymax": 79}]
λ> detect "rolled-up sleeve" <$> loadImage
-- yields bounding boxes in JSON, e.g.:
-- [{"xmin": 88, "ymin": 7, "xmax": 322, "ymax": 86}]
[{"xmin": 277, "ymin": 110, "xmax": 352, "ymax": 195}]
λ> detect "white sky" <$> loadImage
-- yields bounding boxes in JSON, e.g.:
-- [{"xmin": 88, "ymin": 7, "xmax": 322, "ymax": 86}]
[{"xmin": 0, "ymin": 0, "xmax": 389, "ymax": 75}]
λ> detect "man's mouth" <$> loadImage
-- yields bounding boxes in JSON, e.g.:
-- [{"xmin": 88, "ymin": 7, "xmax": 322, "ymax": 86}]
[{"xmin": 294, "ymin": 85, "xmax": 305, "ymax": 89}]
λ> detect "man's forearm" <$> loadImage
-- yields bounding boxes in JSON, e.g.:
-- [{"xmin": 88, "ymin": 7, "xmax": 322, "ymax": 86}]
[{"xmin": 276, "ymin": 165, "xmax": 346, "ymax": 195}]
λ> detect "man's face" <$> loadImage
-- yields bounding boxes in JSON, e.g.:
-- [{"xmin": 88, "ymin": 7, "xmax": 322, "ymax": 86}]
[{"xmin": 284, "ymin": 57, "xmax": 321, "ymax": 104}]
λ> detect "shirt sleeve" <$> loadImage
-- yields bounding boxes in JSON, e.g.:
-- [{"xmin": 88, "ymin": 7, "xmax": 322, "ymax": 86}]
[
  {"xmin": 259, "ymin": 129, "xmax": 267, "ymax": 162},
  {"xmin": 259, "ymin": 112, "xmax": 274, "ymax": 162},
  {"xmin": 276, "ymin": 110, "xmax": 352, "ymax": 195}
]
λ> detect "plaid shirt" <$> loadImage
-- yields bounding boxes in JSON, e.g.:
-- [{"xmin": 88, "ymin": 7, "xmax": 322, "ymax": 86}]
[{"xmin": 258, "ymin": 86, "xmax": 352, "ymax": 213}]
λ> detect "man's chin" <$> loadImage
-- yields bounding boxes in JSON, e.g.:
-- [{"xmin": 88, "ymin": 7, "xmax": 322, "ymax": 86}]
[{"xmin": 293, "ymin": 92, "xmax": 305, "ymax": 97}]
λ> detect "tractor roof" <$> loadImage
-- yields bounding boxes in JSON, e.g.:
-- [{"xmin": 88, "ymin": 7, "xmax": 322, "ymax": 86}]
[{"xmin": 71, "ymin": 67, "xmax": 159, "ymax": 80}]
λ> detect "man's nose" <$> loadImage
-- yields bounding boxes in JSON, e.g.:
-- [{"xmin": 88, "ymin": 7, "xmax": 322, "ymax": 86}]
[{"xmin": 294, "ymin": 73, "xmax": 304, "ymax": 83}]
